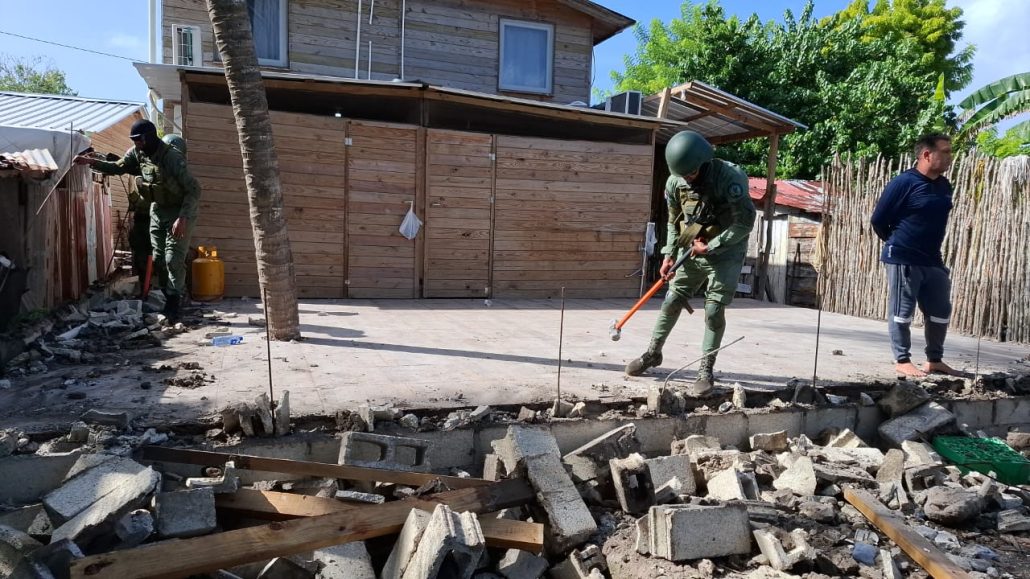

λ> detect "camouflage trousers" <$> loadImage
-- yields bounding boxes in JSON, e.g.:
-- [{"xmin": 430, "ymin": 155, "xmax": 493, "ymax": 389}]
[{"xmin": 150, "ymin": 204, "xmax": 193, "ymax": 298}]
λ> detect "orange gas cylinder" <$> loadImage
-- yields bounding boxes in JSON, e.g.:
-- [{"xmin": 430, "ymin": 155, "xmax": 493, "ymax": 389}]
[{"xmin": 191, "ymin": 245, "xmax": 225, "ymax": 302}]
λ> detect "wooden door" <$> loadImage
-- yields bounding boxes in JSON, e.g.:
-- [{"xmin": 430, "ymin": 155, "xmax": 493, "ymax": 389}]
[
  {"xmin": 346, "ymin": 121, "xmax": 418, "ymax": 298},
  {"xmin": 423, "ymin": 130, "xmax": 494, "ymax": 298}
]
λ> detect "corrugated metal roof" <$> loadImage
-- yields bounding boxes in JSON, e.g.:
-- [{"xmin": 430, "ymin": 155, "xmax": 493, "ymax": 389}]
[
  {"xmin": 0, "ymin": 91, "xmax": 145, "ymax": 133},
  {"xmin": 0, "ymin": 148, "xmax": 59, "ymax": 179},
  {"xmin": 748, "ymin": 177, "xmax": 825, "ymax": 214}
]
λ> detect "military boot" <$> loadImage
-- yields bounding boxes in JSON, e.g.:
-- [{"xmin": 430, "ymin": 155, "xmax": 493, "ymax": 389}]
[
  {"xmin": 689, "ymin": 353, "xmax": 716, "ymax": 396},
  {"xmin": 625, "ymin": 347, "xmax": 663, "ymax": 376},
  {"xmin": 163, "ymin": 294, "xmax": 181, "ymax": 325}
]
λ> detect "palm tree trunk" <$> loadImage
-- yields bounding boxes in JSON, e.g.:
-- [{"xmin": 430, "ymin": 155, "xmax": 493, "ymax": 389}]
[{"xmin": 207, "ymin": 0, "xmax": 300, "ymax": 340}]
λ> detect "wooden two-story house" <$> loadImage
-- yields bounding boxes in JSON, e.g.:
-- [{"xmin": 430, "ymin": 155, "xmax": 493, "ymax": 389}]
[{"xmin": 137, "ymin": 0, "xmax": 675, "ymax": 299}]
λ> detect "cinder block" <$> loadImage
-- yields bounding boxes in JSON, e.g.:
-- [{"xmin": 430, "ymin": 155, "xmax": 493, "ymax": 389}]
[
  {"xmin": 702, "ymin": 413, "xmax": 748, "ymax": 449},
  {"xmin": 491, "ymin": 427, "xmax": 596, "ymax": 551},
  {"xmin": 29, "ymin": 538, "xmax": 84, "ymax": 579},
  {"xmin": 400, "ymin": 505, "xmax": 483, "ymax": 579},
  {"xmin": 648, "ymin": 503, "xmax": 751, "ymax": 561},
  {"xmin": 154, "ymin": 488, "xmax": 216, "ymax": 538},
  {"xmin": 753, "ymin": 528, "xmax": 816, "ymax": 571},
  {"xmin": 878, "ymin": 402, "xmax": 955, "ymax": 447},
  {"xmin": 826, "ymin": 429, "xmax": 868, "ymax": 448},
  {"xmin": 43, "ymin": 457, "xmax": 151, "ymax": 526},
  {"xmin": 482, "ymin": 454, "xmax": 506, "ymax": 481},
  {"xmin": 562, "ymin": 425, "xmax": 639, "ymax": 484},
  {"xmin": 900, "ymin": 441, "xmax": 943, "ymax": 467},
  {"xmin": 610, "ymin": 454, "xmax": 653, "ymax": 515},
  {"xmin": 644, "ymin": 454, "xmax": 697, "ymax": 502},
  {"xmin": 750, "ymin": 430, "xmax": 789, "ymax": 453},
  {"xmin": 257, "ymin": 557, "xmax": 313, "ymax": 579},
  {"xmin": 382, "ymin": 508, "xmax": 432, "ymax": 579},
  {"xmin": 747, "ymin": 412, "xmax": 803, "ymax": 441},
  {"xmin": 186, "ymin": 461, "xmax": 241, "ymax": 494},
  {"xmin": 549, "ymin": 544, "xmax": 607, "ymax": 579},
  {"xmin": 49, "ymin": 467, "xmax": 160, "ymax": 546},
  {"xmin": 878, "ymin": 382, "xmax": 931, "ymax": 417},
  {"xmin": 334, "ymin": 490, "xmax": 384, "ymax": 504},
  {"xmin": 338, "ymin": 432, "xmax": 430, "ymax": 473},
  {"xmin": 947, "ymin": 400, "xmax": 994, "ymax": 430},
  {"xmin": 995, "ymin": 398, "xmax": 1030, "ymax": 426},
  {"xmin": 671, "ymin": 435, "xmax": 721, "ymax": 455},
  {"xmin": 803, "ymin": 407, "xmax": 857, "ymax": 440},
  {"xmin": 635, "ymin": 516, "xmax": 650, "ymax": 555},
  {"xmin": 313, "ymin": 542, "xmax": 375, "ymax": 579},
  {"xmin": 772, "ymin": 456, "xmax": 817, "ymax": 496},
  {"xmin": 497, "ymin": 549, "xmax": 548, "ymax": 579},
  {"xmin": 875, "ymin": 449, "xmax": 906, "ymax": 484}
]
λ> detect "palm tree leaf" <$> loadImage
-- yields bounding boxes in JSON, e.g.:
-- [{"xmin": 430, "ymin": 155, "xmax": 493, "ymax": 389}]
[
  {"xmin": 960, "ymin": 89, "xmax": 1030, "ymax": 136},
  {"xmin": 958, "ymin": 72, "xmax": 1030, "ymax": 111}
]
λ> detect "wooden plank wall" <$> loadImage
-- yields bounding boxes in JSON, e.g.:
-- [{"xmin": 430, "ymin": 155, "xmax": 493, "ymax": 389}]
[
  {"xmin": 186, "ymin": 102, "xmax": 348, "ymax": 298},
  {"xmin": 424, "ymin": 129, "xmax": 493, "ymax": 297},
  {"xmin": 492, "ymin": 136, "xmax": 652, "ymax": 298},
  {"xmin": 162, "ymin": 0, "xmax": 592, "ymax": 102},
  {"xmin": 89, "ymin": 112, "xmax": 146, "ymax": 250},
  {"xmin": 787, "ymin": 216, "xmax": 820, "ymax": 307},
  {"xmin": 346, "ymin": 121, "xmax": 418, "ymax": 298}
]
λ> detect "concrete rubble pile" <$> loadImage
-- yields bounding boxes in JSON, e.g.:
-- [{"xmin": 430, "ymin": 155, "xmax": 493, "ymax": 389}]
[
  {"xmin": 0, "ymin": 283, "xmax": 198, "ymax": 375},
  {"xmin": 0, "ymin": 380, "xmax": 1028, "ymax": 578}
]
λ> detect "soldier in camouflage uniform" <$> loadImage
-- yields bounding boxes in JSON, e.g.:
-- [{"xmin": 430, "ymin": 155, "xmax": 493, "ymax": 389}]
[
  {"xmin": 75, "ymin": 120, "xmax": 201, "ymax": 323},
  {"xmin": 625, "ymin": 130, "xmax": 756, "ymax": 396}
]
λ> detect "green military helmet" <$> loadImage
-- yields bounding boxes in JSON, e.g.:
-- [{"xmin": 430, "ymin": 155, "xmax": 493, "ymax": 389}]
[
  {"xmin": 665, "ymin": 130, "xmax": 713, "ymax": 177},
  {"xmin": 162, "ymin": 134, "xmax": 187, "ymax": 156}
]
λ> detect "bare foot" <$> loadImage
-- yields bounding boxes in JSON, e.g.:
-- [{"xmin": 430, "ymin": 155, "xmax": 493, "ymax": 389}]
[
  {"xmin": 896, "ymin": 361, "xmax": 927, "ymax": 378},
  {"xmin": 924, "ymin": 361, "xmax": 967, "ymax": 377}
]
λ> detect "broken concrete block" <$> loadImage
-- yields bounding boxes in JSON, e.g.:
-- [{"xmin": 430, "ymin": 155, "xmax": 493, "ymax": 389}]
[
  {"xmin": 904, "ymin": 464, "xmax": 947, "ymax": 493},
  {"xmin": 257, "ymin": 557, "xmax": 313, "ymax": 579},
  {"xmin": 996, "ymin": 509, "xmax": 1030, "ymax": 532},
  {"xmin": 671, "ymin": 435, "xmax": 721, "ymax": 456},
  {"xmin": 732, "ymin": 383, "xmax": 747, "ymax": 408},
  {"xmin": 773, "ymin": 456, "xmax": 817, "ymax": 496},
  {"xmin": 400, "ymin": 505, "xmax": 484, "ymax": 579},
  {"xmin": 878, "ymin": 381, "xmax": 931, "ymax": 417},
  {"xmin": 313, "ymin": 542, "xmax": 375, "ymax": 579},
  {"xmin": 382, "ymin": 508, "xmax": 432, "ymax": 579},
  {"xmin": 114, "ymin": 509, "xmax": 153, "ymax": 547},
  {"xmin": 798, "ymin": 500, "xmax": 837, "ymax": 524},
  {"xmin": 901, "ymin": 440, "xmax": 943, "ymax": 467},
  {"xmin": 338, "ymin": 432, "xmax": 430, "ymax": 472},
  {"xmin": 66, "ymin": 423, "xmax": 89, "ymax": 444},
  {"xmin": 552, "ymin": 399, "xmax": 574, "ymax": 418},
  {"xmin": 561, "ymin": 424, "xmax": 639, "ymax": 484},
  {"xmin": 923, "ymin": 486, "xmax": 981, "ymax": 526},
  {"xmin": 154, "ymin": 487, "xmax": 216, "ymax": 538},
  {"xmin": 49, "ymin": 466, "xmax": 160, "ymax": 546},
  {"xmin": 493, "ymin": 427, "xmax": 595, "ymax": 552},
  {"xmin": 647, "ymin": 383, "xmax": 686, "ymax": 415},
  {"xmin": 876, "ymin": 449, "xmax": 906, "ymax": 484},
  {"xmin": 568, "ymin": 402, "xmax": 587, "ymax": 418},
  {"xmin": 273, "ymin": 391, "xmax": 290, "ymax": 436},
  {"xmin": 186, "ymin": 461, "xmax": 241, "ymax": 494},
  {"xmin": 517, "ymin": 407, "xmax": 537, "ymax": 423},
  {"xmin": 80, "ymin": 409, "xmax": 131, "ymax": 430},
  {"xmin": 610, "ymin": 453, "xmax": 654, "ymax": 515},
  {"xmin": 707, "ymin": 468, "xmax": 760, "ymax": 501},
  {"xmin": 1006, "ymin": 431, "xmax": 1030, "ymax": 451},
  {"xmin": 750, "ymin": 431, "xmax": 789, "ymax": 453},
  {"xmin": 0, "ymin": 524, "xmax": 43, "ymax": 577},
  {"xmin": 549, "ymin": 544, "xmax": 607, "ymax": 579},
  {"xmin": 0, "ymin": 505, "xmax": 47, "ymax": 537},
  {"xmin": 635, "ymin": 516, "xmax": 650, "ymax": 555},
  {"xmin": 334, "ymin": 490, "xmax": 385, "ymax": 504},
  {"xmin": 254, "ymin": 394, "xmax": 275, "ymax": 436},
  {"xmin": 482, "ymin": 454, "xmax": 506, "ymax": 482},
  {"xmin": 645, "ymin": 454, "xmax": 697, "ymax": 502},
  {"xmin": 649, "ymin": 503, "xmax": 751, "ymax": 561},
  {"xmin": 29, "ymin": 538, "xmax": 83, "ymax": 579},
  {"xmin": 43, "ymin": 457, "xmax": 152, "ymax": 526},
  {"xmin": 878, "ymin": 402, "xmax": 955, "ymax": 448},
  {"xmin": 827, "ymin": 429, "xmax": 868, "ymax": 448},
  {"xmin": 881, "ymin": 549, "xmax": 903, "ymax": 579},
  {"xmin": 497, "ymin": 549, "xmax": 548, "ymax": 579},
  {"xmin": 812, "ymin": 447, "xmax": 884, "ymax": 473},
  {"xmin": 813, "ymin": 462, "xmax": 875, "ymax": 485},
  {"xmin": 753, "ymin": 528, "xmax": 817, "ymax": 571}
]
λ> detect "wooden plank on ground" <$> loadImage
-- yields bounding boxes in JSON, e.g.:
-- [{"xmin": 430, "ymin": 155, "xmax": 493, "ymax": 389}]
[
  {"xmin": 140, "ymin": 446, "xmax": 490, "ymax": 489},
  {"xmin": 70, "ymin": 478, "xmax": 535, "ymax": 579},
  {"xmin": 844, "ymin": 487, "xmax": 972, "ymax": 579},
  {"xmin": 215, "ymin": 489, "xmax": 543, "ymax": 552}
]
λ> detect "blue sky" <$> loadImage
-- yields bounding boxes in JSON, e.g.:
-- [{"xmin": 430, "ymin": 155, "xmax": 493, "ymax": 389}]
[{"xmin": 1, "ymin": 0, "xmax": 1027, "ymax": 114}]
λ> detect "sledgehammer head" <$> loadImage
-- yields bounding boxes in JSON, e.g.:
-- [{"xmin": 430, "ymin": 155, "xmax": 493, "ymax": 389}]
[{"xmin": 609, "ymin": 319, "xmax": 621, "ymax": 341}]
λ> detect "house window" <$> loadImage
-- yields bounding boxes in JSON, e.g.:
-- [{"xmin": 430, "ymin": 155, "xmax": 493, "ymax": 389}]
[
  {"xmin": 499, "ymin": 19, "xmax": 554, "ymax": 94},
  {"xmin": 247, "ymin": 0, "xmax": 288, "ymax": 67}
]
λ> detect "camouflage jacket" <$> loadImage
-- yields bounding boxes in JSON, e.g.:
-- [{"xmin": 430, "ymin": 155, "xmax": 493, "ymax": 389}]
[
  {"xmin": 92, "ymin": 142, "xmax": 201, "ymax": 221},
  {"xmin": 662, "ymin": 158, "xmax": 756, "ymax": 257}
]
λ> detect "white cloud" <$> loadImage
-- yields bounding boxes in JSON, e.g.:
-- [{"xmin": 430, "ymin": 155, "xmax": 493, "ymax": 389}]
[
  {"xmin": 107, "ymin": 34, "xmax": 144, "ymax": 50},
  {"xmin": 949, "ymin": 0, "xmax": 1030, "ymax": 99}
]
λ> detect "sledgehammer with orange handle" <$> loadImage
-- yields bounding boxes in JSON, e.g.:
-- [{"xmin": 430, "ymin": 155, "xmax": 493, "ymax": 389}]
[{"xmin": 609, "ymin": 249, "xmax": 694, "ymax": 341}]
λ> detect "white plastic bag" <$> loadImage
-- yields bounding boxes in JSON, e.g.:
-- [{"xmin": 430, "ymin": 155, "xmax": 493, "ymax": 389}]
[
  {"xmin": 399, "ymin": 201, "xmax": 422, "ymax": 240},
  {"xmin": 644, "ymin": 222, "xmax": 657, "ymax": 255}
]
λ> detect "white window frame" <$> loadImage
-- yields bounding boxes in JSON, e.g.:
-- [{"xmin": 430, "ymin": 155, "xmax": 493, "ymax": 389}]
[
  {"xmin": 250, "ymin": 0, "xmax": 288, "ymax": 68},
  {"xmin": 171, "ymin": 24, "xmax": 202, "ymax": 67},
  {"xmin": 498, "ymin": 19, "xmax": 554, "ymax": 95}
]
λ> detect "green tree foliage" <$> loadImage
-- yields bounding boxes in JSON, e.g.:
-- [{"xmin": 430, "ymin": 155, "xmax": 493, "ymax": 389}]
[
  {"xmin": 0, "ymin": 55, "xmax": 76, "ymax": 96},
  {"xmin": 614, "ymin": 0, "xmax": 967, "ymax": 178},
  {"xmin": 831, "ymin": 0, "xmax": 974, "ymax": 93},
  {"xmin": 973, "ymin": 123, "xmax": 1030, "ymax": 158}
]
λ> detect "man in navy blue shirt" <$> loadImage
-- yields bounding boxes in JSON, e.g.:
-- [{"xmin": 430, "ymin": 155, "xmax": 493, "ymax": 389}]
[{"xmin": 870, "ymin": 133, "xmax": 962, "ymax": 378}]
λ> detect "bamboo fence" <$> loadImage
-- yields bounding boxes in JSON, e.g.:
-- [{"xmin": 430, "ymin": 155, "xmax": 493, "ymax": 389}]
[{"xmin": 817, "ymin": 153, "xmax": 1030, "ymax": 343}]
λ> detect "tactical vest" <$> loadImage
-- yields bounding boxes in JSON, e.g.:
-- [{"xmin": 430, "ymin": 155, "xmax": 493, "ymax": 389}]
[
  {"xmin": 140, "ymin": 145, "xmax": 187, "ymax": 208},
  {"xmin": 670, "ymin": 179, "xmax": 721, "ymax": 248}
]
